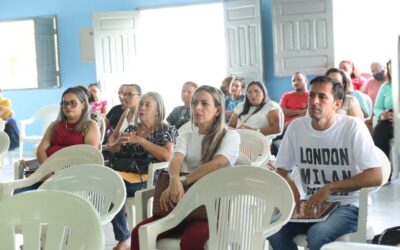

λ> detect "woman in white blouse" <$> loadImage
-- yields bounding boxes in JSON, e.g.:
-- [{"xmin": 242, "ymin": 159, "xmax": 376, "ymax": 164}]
[{"xmin": 228, "ymin": 80, "xmax": 283, "ymax": 139}]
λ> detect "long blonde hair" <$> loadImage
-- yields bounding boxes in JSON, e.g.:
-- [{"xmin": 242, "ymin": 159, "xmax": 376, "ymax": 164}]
[{"xmin": 190, "ymin": 85, "xmax": 226, "ymax": 163}]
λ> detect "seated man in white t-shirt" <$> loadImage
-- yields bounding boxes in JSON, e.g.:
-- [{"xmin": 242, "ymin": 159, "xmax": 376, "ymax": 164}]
[{"xmin": 268, "ymin": 76, "xmax": 382, "ymax": 250}]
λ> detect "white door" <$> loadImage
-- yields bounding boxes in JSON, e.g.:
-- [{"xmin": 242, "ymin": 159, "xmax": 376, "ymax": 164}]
[
  {"xmin": 93, "ymin": 11, "xmax": 139, "ymax": 104},
  {"xmin": 224, "ymin": 0, "xmax": 264, "ymax": 82},
  {"xmin": 272, "ymin": 0, "xmax": 334, "ymax": 77},
  {"xmin": 35, "ymin": 17, "xmax": 60, "ymax": 88}
]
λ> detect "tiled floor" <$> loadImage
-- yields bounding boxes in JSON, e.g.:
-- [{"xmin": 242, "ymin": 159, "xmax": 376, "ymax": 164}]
[{"xmin": 1, "ymin": 151, "xmax": 399, "ymax": 249}]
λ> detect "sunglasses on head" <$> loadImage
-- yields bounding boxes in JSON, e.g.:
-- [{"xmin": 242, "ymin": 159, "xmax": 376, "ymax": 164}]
[{"xmin": 61, "ymin": 100, "xmax": 79, "ymax": 108}]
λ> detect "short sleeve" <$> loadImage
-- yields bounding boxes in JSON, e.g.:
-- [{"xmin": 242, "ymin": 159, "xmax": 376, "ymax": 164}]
[
  {"xmin": 174, "ymin": 132, "xmax": 189, "ymax": 157},
  {"xmin": 215, "ymin": 129, "xmax": 240, "ymax": 166}
]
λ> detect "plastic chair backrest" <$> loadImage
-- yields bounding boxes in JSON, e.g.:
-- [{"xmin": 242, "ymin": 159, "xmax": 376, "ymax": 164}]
[
  {"xmin": 0, "ymin": 119, "xmax": 6, "ymax": 131},
  {"xmin": 99, "ymin": 115, "xmax": 106, "ymax": 143},
  {"xmin": 125, "ymin": 161, "xmax": 169, "ymax": 231},
  {"xmin": 0, "ymin": 131, "xmax": 10, "ymax": 167},
  {"xmin": 0, "ymin": 190, "xmax": 104, "ymax": 250},
  {"xmin": 0, "ymin": 131, "xmax": 10, "ymax": 156},
  {"xmin": 1, "ymin": 144, "xmax": 104, "ymax": 198},
  {"xmin": 237, "ymin": 129, "xmax": 269, "ymax": 167},
  {"xmin": 20, "ymin": 104, "xmax": 59, "ymax": 136},
  {"xmin": 139, "ymin": 166, "xmax": 295, "ymax": 250},
  {"xmin": 39, "ymin": 164, "xmax": 126, "ymax": 225}
]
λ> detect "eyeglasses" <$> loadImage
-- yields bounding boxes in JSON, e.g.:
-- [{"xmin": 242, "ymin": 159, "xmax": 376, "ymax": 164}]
[
  {"xmin": 120, "ymin": 93, "xmax": 140, "ymax": 98},
  {"xmin": 61, "ymin": 100, "xmax": 79, "ymax": 108}
]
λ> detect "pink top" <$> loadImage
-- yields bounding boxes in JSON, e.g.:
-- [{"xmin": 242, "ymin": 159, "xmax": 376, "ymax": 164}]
[
  {"xmin": 91, "ymin": 100, "xmax": 107, "ymax": 114},
  {"xmin": 352, "ymin": 76, "xmax": 367, "ymax": 91},
  {"xmin": 280, "ymin": 91, "xmax": 309, "ymax": 123},
  {"xmin": 46, "ymin": 121, "xmax": 84, "ymax": 157},
  {"xmin": 362, "ymin": 79, "xmax": 383, "ymax": 104}
]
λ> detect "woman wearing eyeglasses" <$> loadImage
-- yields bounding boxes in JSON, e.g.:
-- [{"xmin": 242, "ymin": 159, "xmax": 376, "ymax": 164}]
[
  {"xmin": 36, "ymin": 87, "xmax": 101, "ymax": 164},
  {"xmin": 105, "ymin": 84, "xmax": 142, "ymax": 149}
]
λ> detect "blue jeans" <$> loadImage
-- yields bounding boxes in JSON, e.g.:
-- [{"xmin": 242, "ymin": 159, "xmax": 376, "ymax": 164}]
[
  {"xmin": 268, "ymin": 205, "xmax": 358, "ymax": 250},
  {"xmin": 111, "ymin": 180, "xmax": 146, "ymax": 241}
]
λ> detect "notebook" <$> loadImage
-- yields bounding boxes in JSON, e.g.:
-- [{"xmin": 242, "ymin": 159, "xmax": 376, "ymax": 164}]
[{"xmin": 290, "ymin": 200, "xmax": 340, "ymax": 223}]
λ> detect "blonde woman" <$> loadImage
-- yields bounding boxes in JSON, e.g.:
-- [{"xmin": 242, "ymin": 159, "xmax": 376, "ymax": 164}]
[{"xmin": 130, "ymin": 85, "xmax": 240, "ymax": 250}]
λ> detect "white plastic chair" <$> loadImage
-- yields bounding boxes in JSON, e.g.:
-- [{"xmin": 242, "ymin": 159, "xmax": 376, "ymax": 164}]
[
  {"xmin": 291, "ymin": 146, "xmax": 392, "ymax": 248},
  {"xmin": 0, "ymin": 144, "xmax": 104, "ymax": 198},
  {"xmin": 0, "ymin": 119, "xmax": 6, "ymax": 131},
  {"xmin": 19, "ymin": 104, "xmax": 59, "ymax": 159},
  {"xmin": 138, "ymin": 166, "xmax": 295, "ymax": 250},
  {"xmin": 0, "ymin": 131, "xmax": 10, "ymax": 167},
  {"xmin": 125, "ymin": 161, "xmax": 169, "ymax": 231},
  {"xmin": 237, "ymin": 129, "xmax": 269, "ymax": 167},
  {"xmin": 99, "ymin": 115, "xmax": 106, "ymax": 143},
  {"xmin": 322, "ymin": 242, "xmax": 400, "ymax": 250},
  {"xmin": 39, "ymin": 164, "xmax": 126, "ymax": 226},
  {"xmin": 0, "ymin": 190, "xmax": 104, "ymax": 250}
]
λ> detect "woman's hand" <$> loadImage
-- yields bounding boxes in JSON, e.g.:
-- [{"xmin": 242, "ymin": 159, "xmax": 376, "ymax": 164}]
[
  {"xmin": 160, "ymin": 176, "xmax": 185, "ymax": 212},
  {"xmin": 238, "ymin": 124, "xmax": 252, "ymax": 129},
  {"xmin": 121, "ymin": 132, "xmax": 144, "ymax": 145}
]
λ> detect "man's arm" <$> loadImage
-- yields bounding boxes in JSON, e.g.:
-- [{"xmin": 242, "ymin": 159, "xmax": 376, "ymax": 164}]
[
  {"xmin": 276, "ymin": 168, "xmax": 301, "ymax": 207},
  {"xmin": 306, "ymin": 167, "xmax": 382, "ymax": 213},
  {"xmin": 281, "ymin": 106, "xmax": 307, "ymax": 117}
]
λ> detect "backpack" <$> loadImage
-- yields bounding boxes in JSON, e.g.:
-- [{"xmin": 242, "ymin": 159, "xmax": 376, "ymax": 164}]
[{"xmin": 372, "ymin": 226, "xmax": 400, "ymax": 246}]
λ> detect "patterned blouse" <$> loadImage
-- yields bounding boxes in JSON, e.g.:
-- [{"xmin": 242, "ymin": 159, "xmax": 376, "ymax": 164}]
[{"xmin": 120, "ymin": 123, "xmax": 177, "ymax": 173}]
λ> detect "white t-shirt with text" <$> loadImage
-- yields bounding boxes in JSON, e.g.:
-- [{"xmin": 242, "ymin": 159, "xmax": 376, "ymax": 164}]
[{"xmin": 275, "ymin": 114, "xmax": 381, "ymax": 207}]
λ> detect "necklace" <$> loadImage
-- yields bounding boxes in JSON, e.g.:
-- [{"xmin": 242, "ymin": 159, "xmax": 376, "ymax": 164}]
[{"xmin": 65, "ymin": 121, "xmax": 75, "ymax": 131}]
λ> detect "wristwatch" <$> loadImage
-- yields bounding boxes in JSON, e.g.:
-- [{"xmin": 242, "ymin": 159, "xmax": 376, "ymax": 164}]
[{"xmin": 180, "ymin": 176, "xmax": 187, "ymax": 186}]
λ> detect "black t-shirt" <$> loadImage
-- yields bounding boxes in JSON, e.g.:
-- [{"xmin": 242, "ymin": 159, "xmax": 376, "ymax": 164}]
[{"xmin": 106, "ymin": 104, "xmax": 124, "ymax": 129}]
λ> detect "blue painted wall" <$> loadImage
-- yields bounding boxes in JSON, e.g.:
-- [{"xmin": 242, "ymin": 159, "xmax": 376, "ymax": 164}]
[{"xmin": 0, "ymin": 0, "xmax": 294, "ymax": 122}]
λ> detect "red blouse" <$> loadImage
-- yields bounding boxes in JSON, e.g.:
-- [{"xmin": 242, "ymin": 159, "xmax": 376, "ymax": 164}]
[{"xmin": 46, "ymin": 121, "xmax": 84, "ymax": 157}]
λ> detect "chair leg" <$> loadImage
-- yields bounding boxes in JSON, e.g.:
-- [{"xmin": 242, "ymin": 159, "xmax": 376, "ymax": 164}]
[{"xmin": 19, "ymin": 141, "xmax": 23, "ymax": 160}]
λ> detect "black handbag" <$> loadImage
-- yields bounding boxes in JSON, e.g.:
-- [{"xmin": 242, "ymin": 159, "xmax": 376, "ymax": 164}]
[
  {"xmin": 109, "ymin": 152, "xmax": 150, "ymax": 174},
  {"xmin": 372, "ymin": 226, "xmax": 400, "ymax": 246}
]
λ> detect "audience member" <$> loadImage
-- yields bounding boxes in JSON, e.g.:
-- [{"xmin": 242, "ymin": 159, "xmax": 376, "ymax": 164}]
[
  {"xmin": 0, "ymin": 88, "xmax": 19, "ymax": 150},
  {"xmin": 75, "ymin": 85, "xmax": 107, "ymax": 146},
  {"xmin": 339, "ymin": 60, "xmax": 367, "ymax": 90},
  {"xmin": 167, "ymin": 81, "xmax": 197, "ymax": 129},
  {"xmin": 105, "ymin": 84, "xmax": 142, "ymax": 147},
  {"xmin": 36, "ymin": 87, "xmax": 100, "ymax": 164},
  {"xmin": 228, "ymin": 80, "xmax": 283, "ymax": 146},
  {"xmin": 280, "ymin": 72, "xmax": 309, "ymax": 129},
  {"xmin": 341, "ymin": 71, "xmax": 373, "ymax": 119},
  {"xmin": 271, "ymin": 72, "xmax": 308, "ymax": 155},
  {"xmin": 220, "ymin": 76, "xmax": 232, "ymax": 97},
  {"xmin": 104, "ymin": 84, "xmax": 127, "ymax": 144},
  {"xmin": 363, "ymin": 62, "xmax": 388, "ymax": 132},
  {"xmin": 325, "ymin": 68, "xmax": 364, "ymax": 119},
  {"xmin": 130, "ymin": 85, "xmax": 240, "ymax": 250},
  {"xmin": 225, "ymin": 76, "xmax": 245, "ymax": 121},
  {"xmin": 106, "ymin": 92, "xmax": 177, "ymax": 250},
  {"xmin": 268, "ymin": 76, "xmax": 382, "ymax": 250},
  {"xmin": 373, "ymin": 60, "xmax": 393, "ymax": 182},
  {"xmin": 88, "ymin": 82, "xmax": 108, "ymax": 117}
]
